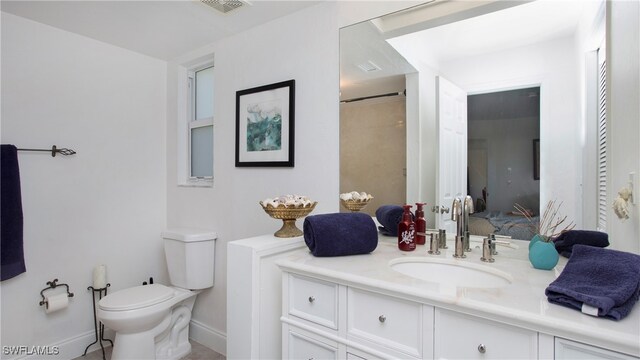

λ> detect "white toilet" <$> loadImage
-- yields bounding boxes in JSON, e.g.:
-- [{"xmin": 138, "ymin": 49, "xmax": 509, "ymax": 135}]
[{"xmin": 97, "ymin": 228, "xmax": 216, "ymax": 360}]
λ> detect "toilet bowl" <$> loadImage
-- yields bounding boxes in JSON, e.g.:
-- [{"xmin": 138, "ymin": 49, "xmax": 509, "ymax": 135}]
[{"xmin": 97, "ymin": 228, "xmax": 216, "ymax": 360}]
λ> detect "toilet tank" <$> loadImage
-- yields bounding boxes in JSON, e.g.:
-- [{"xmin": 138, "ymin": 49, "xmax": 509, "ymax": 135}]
[{"xmin": 162, "ymin": 228, "xmax": 217, "ymax": 290}]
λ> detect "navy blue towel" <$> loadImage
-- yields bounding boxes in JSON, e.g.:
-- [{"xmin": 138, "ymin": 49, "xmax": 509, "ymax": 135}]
[
  {"xmin": 554, "ymin": 230, "xmax": 609, "ymax": 258},
  {"xmin": 545, "ymin": 245, "xmax": 640, "ymax": 320},
  {"xmin": 376, "ymin": 205, "xmax": 412, "ymax": 236},
  {"xmin": 1, "ymin": 145, "xmax": 26, "ymax": 281},
  {"xmin": 303, "ymin": 213, "xmax": 378, "ymax": 257}
]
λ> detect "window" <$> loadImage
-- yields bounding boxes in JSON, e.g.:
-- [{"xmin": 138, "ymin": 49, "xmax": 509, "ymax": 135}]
[{"xmin": 188, "ymin": 64, "xmax": 214, "ymax": 180}]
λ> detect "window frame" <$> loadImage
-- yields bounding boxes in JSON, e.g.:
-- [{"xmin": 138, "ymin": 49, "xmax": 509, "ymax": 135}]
[
  {"xmin": 176, "ymin": 54, "xmax": 215, "ymax": 188},
  {"xmin": 188, "ymin": 64, "xmax": 214, "ymax": 181}
]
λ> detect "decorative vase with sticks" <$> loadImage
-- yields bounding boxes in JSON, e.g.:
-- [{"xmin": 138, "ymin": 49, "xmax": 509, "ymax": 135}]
[{"xmin": 515, "ymin": 200, "xmax": 575, "ymax": 270}]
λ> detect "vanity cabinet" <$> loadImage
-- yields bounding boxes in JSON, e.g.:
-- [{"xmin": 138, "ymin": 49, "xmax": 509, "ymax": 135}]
[{"xmin": 281, "ymin": 271, "xmax": 639, "ymax": 360}]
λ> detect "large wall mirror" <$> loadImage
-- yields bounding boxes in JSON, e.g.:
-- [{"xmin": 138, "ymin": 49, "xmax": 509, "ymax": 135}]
[{"xmin": 340, "ymin": 0, "xmax": 605, "ymax": 238}]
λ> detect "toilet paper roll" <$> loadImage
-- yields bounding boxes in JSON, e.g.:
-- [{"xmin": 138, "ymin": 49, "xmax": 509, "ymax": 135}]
[
  {"xmin": 45, "ymin": 293, "xmax": 69, "ymax": 314},
  {"xmin": 93, "ymin": 264, "xmax": 107, "ymax": 289}
]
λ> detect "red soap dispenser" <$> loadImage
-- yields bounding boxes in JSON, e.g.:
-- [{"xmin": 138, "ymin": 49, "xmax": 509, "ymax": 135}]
[
  {"xmin": 415, "ymin": 203, "xmax": 426, "ymax": 245},
  {"xmin": 398, "ymin": 205, "xmax": 416, "ymax": 251}
]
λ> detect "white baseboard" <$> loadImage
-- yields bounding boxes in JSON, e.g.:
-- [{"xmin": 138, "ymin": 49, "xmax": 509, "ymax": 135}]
[
  {"xmin": 4, "ymin": 322, "xmax": 222, "ymax": 360},
  {"xmin": 189, "ymin": 319, "xmax": 227, "ymax": 356},
  {"xmin": 6, "ymin": 329, "xmax": 114, "ymax": 360}
]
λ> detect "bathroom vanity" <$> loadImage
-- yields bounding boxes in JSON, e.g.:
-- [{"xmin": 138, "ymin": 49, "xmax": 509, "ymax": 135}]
[{"xmin": 276, "ymin": 236, "xmax": 640, "ymax": 360}]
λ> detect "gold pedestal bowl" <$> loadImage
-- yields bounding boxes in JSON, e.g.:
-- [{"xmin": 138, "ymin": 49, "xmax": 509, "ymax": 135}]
[
  {"xmin": 340, "ymin": 199, "xmax": 372, "ymax": 212},
  {"xmin": 260, "ymin": 202, "xmax": 318, "ymax": 238}
]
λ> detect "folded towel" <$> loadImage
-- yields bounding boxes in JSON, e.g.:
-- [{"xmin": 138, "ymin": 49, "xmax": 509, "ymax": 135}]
[
  {"xmin": 545, "ymin": 245, "xmax": 640, "ymax": 320},
  {"xmin": 554, "ymin": 230, "xmax": 609, "ymax": 258},
  {"xmin": 1, "ymin": 145, "xmax": 26, "ymax": 281},
  {"xmin": 303, "ymin": 213, "xmax": 378, "ymax": 257},
  {"xmin": 375, "ymin": 205, "xmax": 413, "ymax": 236}
]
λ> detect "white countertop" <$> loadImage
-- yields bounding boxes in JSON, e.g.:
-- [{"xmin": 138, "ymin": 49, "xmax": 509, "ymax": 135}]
[{"xmin": 277, "ymin": 234, "xmax": 640, "ymax": 357}]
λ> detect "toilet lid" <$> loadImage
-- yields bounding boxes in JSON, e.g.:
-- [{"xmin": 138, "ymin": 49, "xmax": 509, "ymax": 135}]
[{"xmin": 99, "ymin": 284, "xmax": 174, "ymax": 311}]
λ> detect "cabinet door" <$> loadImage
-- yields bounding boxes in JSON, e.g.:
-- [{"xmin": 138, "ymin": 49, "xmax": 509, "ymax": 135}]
[
  {"xmin": 288, "ymin": 330, "xmax": 338, "ymax": 360},
  {"xmin": 555, "ymin": 338, "xmax": 638, "ymax": 360},
  {"xmin": 434, "ymin": 309, "xmax": 537, "ymax": 359}
]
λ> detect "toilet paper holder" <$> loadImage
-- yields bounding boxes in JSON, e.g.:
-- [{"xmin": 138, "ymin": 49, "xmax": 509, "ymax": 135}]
[{"xmin": 39, "ymin": 278, "xmax": 74, "ymax": 307}]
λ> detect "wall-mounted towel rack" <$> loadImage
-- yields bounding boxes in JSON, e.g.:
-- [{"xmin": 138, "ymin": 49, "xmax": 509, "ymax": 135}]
[
  {"xmin": 39, "ymin": 278, "xmax": 74, "ymax": 307},
  {"xmin": 17, "ymin": 145, "xmax": 76, "ymax": 157}
]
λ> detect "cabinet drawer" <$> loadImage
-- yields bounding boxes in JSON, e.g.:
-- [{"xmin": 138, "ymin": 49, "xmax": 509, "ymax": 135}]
[
  {"xmin": 289, "ymin": 274, "xmax": 338, "ymax": 329},
  {"xmin": 555, "ymin": 338, "xmax": 638, "ymax": 359},
  {"xmin": 288, "ymin": 330, "xmax": 337, "ymax": 360},
  {"xmin": 435, "ymin": 308, "xmax": 537, "ymax": 359},
  {"xmin": 347, "ymin": 288, "xmax": 423, "ymax": 358}
]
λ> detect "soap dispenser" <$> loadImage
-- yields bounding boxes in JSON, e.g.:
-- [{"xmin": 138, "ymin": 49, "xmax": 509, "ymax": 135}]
[
  {"xmin": 415, "ymin": 203, "xmax": 426, "ymax": 245},
  {"xmin": 398, "ymin": 205, "xmax": 416, "ymax": 251}
]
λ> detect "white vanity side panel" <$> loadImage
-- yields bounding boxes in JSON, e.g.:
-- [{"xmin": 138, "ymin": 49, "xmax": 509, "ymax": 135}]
[
  {"xmin": 227, "ymin": 237, "xmax": 305, "ymax": 360},
  {"xmin": 555, "ymin": 338, "xmax": 639, "ymax": 360},
  {"xmin": 434, "ymin": 308, "xmax": 538, "ymax": 359}
]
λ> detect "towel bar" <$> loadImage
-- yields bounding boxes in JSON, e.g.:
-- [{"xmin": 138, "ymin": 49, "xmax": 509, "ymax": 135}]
[{"xmin": 17, "ymin": 145, "xmax": 76, "ymax": 157}]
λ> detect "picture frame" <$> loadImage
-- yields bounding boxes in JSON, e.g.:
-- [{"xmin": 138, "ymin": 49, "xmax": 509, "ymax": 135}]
[
  {"xmin": 533, "ymin": 139, "xmax": 540, "ymax": 180},
  {"xmin": 235, "ymin": 80, "xmax": 295, "ymax": 167}
]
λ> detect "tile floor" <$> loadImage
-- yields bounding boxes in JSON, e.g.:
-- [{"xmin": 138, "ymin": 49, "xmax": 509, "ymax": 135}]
[{"xmin": 75, "ymin": 341, "xmax": 225, "ymax": 360}]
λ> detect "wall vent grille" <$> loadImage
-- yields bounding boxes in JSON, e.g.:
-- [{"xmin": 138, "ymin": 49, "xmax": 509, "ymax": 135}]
[
  {"xmin": 357, "ymin": 61, "xmax": 381, "ymax": 73},
  {"xmin": 200, "ymin": 0, "xmax": 247, "ymax": 14}
]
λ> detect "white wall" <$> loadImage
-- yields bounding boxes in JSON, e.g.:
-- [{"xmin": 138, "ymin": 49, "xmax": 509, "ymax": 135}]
[
  {"xmin": 165, "ymin": 3, "xmax": 340, "ymax": 352},
  {"xmin": 438, "ymin": 35, "xmax": 582, "ymax": 229},
  {"xmin": 165, "ymin": 1, "xmax": 425, "ymax": 353},
  {"xmin": 1, "ymin": 12, "xmax": 167, "ymax": 359},
  {"xmin": 607, "ymin": 0, "xmax": 640, "ymax": 253}
]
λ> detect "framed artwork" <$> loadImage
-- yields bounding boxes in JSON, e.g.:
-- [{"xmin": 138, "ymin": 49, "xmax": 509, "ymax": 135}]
[
  {"xmin": 235, "ymin": 80, "xmax": 295, "ymax": 167},
  {"xmin": 533, "ymin": 139, "xmax": 540, "ymax": 180}
]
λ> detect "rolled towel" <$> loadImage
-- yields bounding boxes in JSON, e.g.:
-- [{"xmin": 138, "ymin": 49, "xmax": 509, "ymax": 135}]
[
  {"xmin": 303, "ymin": 213, "xmax": 378, "ymax": 257},
  {"xmin": 545, "ymin": 245, "xmax": 640, "ymax": 320},
  {"xmin": 554, "ymin": 230, "xmax": 609, "ymax": 258},
  {"xmin": 376, "ymin": 205, "xmax": 413, "ymax": 236}
]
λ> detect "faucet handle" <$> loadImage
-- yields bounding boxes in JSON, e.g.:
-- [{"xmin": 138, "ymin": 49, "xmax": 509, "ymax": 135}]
[
  {"xmin": 481, "ymin": 237, "xmax": 495, "ymax": 263},
  {"xmin": 440, "ymin": 206, "xmax": 450, "ymax": 214}
]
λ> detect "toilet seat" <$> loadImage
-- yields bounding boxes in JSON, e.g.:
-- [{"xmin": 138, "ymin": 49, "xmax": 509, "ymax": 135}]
[{"xmin": 99, "ymin": 284, "xmax": 174, "ymax": 311}]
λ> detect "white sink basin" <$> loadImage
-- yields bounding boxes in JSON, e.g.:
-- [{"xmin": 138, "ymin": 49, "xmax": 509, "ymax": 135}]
[{"xmin": 389, "ymin": 257, "xmax": 513, "ymax": 288}]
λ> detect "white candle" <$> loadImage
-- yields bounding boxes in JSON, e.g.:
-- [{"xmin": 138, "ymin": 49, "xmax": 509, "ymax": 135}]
[{"xmin": 93, "ymin": 264, "xmax": 107, "ymax": 289}]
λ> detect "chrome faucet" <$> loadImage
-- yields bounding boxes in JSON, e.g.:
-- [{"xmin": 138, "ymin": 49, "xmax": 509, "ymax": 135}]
[
  {"xmin": 451, "ymin": 197, "xmax": 465, "ymax": 258},
  {"xmin": 463, "ymin": 195, "xmax": 474, "ymax": 252}
]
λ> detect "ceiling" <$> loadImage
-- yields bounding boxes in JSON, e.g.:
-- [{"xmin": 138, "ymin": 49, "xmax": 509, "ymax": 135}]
[
  {"xmin": 341, "ymin": 0, "xmax": 596, "ymax": 99},
  {"xmin": 1, "ymin": 0, "xmax": 321, "ymax": 60}
]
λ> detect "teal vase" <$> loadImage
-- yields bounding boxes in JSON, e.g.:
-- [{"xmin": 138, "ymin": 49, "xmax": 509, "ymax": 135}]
[
  {"xmin": 529, "ymin": 240, "xmax": 559, "ymax": 270},
  {"xmin": 529, "ymin": 234, "xmax": 547, "ymax": 250}
]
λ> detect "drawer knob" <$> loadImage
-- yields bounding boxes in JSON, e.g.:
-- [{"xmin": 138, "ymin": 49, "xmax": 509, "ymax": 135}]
[
  {"xmin": 478, "ymin": 344, "xmax": 486, "ymax": 354},
  {"xmin": 308, "ymin": 296, "xmax": 315, "ymax": 303},
  {"xmin": 378, "ymin": 315, "xmax": 386, "ymax": 323}
]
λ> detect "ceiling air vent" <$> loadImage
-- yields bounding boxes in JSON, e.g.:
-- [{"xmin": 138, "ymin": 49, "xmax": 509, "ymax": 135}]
[
  {"xmin": 357, "ymin": 60, "xmax": 381, "ymax": 73},
  {"xmin": 200, "ymin": 0, "xmax": 248, "ymax": 14}
]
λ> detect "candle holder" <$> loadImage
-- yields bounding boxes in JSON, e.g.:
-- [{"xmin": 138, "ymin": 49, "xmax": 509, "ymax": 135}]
[{"xmin": 83, "ymin": 284, "xmax": 113, "ymax": 359}]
